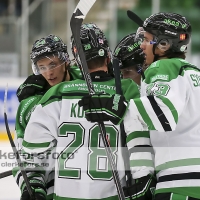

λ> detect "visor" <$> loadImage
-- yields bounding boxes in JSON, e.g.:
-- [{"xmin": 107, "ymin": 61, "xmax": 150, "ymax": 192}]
[{"xmin": 32, "ymin": 55, "xmax": 67, "ymax": 75}]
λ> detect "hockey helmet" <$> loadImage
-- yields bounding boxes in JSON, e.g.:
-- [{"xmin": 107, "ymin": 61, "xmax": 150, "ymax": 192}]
[
  {"xmin": 135, "ymin": 12, "xmax": 191, "ymax": 52},
  {"xmin": 113, "ymin": 33, "xmax": 145, "ymax": 71},
  {"xmin": 71, "ymin": 23, "xmax": 110, "ymax": 64},
  {"xmin": 30, "ymin": 34, "xmax": 70, "ymax": 75}
]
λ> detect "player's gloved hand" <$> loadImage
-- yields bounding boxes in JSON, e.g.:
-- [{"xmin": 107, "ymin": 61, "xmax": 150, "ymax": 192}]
[
  {"xmin": 123, "ymin": 174, "xmax": 156, "ymax": 200},
  {"xmin": 17, "ymin": 74, "xmax": 49, "ymax": 102},
  {"xmin": 20, "ymin": 179, "xmax": 47, "ymax": 200},
  {"xmin": 78, "ymin": 93, "xmax": 129, "ymax": 125}
]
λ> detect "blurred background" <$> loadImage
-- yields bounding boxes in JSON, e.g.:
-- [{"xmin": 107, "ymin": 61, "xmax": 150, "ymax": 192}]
[
  {"xmin": 0, "ymin": 0, "xmax": 200, "ymax": 78},
  {"xmin": 0, "ymin": 2, "xmax": 200, "ymax": 199}
]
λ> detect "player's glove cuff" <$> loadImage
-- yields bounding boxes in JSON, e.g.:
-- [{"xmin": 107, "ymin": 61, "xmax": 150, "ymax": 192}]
[
  {"xmin": 21, "ymin": 179, "xmax": 47, "ymax": 200},
  {"xmin": 123, "ymin": 174, "xmax": 156, "ymax": 200}
]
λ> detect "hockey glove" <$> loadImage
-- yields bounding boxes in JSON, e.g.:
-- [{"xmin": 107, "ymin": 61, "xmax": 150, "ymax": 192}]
[
  {"xmin": 78, "ymin": 93, "xmax": 129, "ymax": 125},
  {"xmin": 123, "ymin": 174, "xmax": 156, "ymax": 200},
  {"xmin": 21, "ymin": 179, "xmax": 47, "ymax": 200},
  {"xmin": 17, "ymin": 74, "xmax": 49, "ymax": 102}
]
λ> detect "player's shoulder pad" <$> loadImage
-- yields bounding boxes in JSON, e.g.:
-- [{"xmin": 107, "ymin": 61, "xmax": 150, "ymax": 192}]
[{"xmin": 144, "ymin": 58, "xmax": 186, "ymax": 84}]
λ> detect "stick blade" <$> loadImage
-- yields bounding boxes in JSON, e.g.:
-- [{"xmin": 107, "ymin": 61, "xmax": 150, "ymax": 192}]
[
  {"xmin": 73, "ymin": 0, "xmax": 96, "ymax": 19},
  {"xmin": 70, "ymin": 0, "xmax": 97, "ymax": 37},
  {"xmin": 127, "ymin": 10, "xmax": 143, "ymax": 27},
  {"xmin": 70, "ymin": 9, "xmax": 83, "ymax": 35}
]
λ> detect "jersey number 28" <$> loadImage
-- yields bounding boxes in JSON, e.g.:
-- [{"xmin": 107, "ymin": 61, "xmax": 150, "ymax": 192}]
[{"xmin": 58, "ymin": 122, "xmax": 119, "ymax": 181}]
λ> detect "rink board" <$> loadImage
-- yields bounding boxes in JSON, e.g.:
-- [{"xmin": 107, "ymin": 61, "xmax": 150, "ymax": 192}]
[{"xmin": 0, "ymin": 78, "xmax": 25, "ymax": 142}]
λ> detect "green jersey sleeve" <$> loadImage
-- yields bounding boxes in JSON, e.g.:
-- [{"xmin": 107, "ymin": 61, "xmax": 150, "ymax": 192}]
[
  {"xmin": 121, "ymin": 78, "xmax": 140, "ymax": 100},
  {"xmin": 15, "ymin": 95, "xmax": 43, "ymax": 149}
]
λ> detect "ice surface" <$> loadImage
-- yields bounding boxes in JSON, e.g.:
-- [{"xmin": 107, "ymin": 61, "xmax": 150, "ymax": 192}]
[{"xmin": 0, "ymin": 142, "xmax": 20, "ymax": 200}]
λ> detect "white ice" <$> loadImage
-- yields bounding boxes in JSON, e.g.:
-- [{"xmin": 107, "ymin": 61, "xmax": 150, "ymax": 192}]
[{"xmin": 0, "ymin": 142, "xmax": 20, "ymax": 200}]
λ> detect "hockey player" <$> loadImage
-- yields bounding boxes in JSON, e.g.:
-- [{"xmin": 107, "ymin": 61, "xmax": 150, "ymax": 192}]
[
  {"xmin": 16, "ymin": 34, "xmax": 82, "ymax": 102},
  {"xmin": 113, "ymin": 32, "xmax": 145, "ymax": 85},
  {"xmin": 113, "ymin": 33, "xmax": 156, "ymax": 199},
  {"xmin": 17, "ymin": 23, "xmax": 144, "ymax": 200},
  {"xmin": 15, "ymin": 34, "xmax": 82, "ymax": 147},
  {"xmin": 79, "ymin": 13, "xmax": 200, "ymax": 200},
  {"xmin": 13, "ymin": 34, "xmax": 82, "ymax": 200}
]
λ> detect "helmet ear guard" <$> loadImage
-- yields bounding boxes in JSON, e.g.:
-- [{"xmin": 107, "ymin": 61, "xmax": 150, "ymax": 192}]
[{"xmin": 156, "ymin": 39, "xmax": 171, "ymax": 51}]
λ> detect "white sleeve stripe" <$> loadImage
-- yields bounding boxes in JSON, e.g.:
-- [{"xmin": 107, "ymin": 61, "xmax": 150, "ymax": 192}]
[{"xmin": 130, "ymin": 152, "xmax": 153, "ymax": 160}]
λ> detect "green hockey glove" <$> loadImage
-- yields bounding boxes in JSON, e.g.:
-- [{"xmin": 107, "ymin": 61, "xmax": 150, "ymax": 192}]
[
  {"xmin": 21, "ymin": 179, "xmax": 47, "ymax": 200},
  {"xmin": 123, "ymin": 174, "xmax": 156, "ymax": 200},
  {"xmin": 17, "ymin": 74, "xmax": 49, "ymax": 102},
  {"xmin": 78, "ymin": 93, "xmax": 129, "ymax": 125}
]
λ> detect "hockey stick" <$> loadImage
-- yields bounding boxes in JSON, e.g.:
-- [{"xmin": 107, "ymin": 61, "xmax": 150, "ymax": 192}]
[
  {"xmin": 127, "ymin": 10, "xmax": 143, "ymax": 26},
  {"xmin": 0, "ymin": 170, "xmax": 12, "ymax": 179},
  {"xmin": 70, "ymin": 1, "xmax": 125, "ymax": 200},
  {"xmin": 4, "ymin": 86, "xmax": 35, "ymax": 199},
  {"xmin": 113, "ymin": 58, "xmax": 133, "ymax": 189}
]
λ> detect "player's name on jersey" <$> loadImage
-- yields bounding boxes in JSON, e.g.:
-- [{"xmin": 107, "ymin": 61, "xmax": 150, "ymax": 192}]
[{"xmin": 70, "ymin": 103, "xmax": 85, "ymax": 118}]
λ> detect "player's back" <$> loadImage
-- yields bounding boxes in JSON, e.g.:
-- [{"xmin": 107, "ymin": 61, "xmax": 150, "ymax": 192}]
[{"xmin": 25, "ymin": 77, "xmax": 137, "ymax": 200}]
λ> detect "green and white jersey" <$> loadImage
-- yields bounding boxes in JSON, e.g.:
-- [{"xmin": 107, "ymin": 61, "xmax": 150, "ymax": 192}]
[
  {"xmin": 124, "ymin": 58, "xmax": 200, "ymax": 198},
  {"xmin": 14, "ymin": 65, "xmax": 82, "ymax": 200},
  {"xmin": 19, "ymin": 77, "xmax": 139, "ymax": 200}
]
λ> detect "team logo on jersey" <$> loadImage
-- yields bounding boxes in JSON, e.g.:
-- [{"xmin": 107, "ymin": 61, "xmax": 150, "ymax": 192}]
[{"xmin": 146, "ymin": 82, "xmax": 170, "ymax": 96}]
